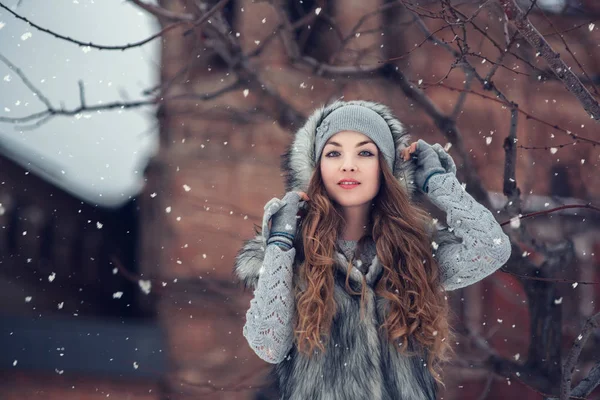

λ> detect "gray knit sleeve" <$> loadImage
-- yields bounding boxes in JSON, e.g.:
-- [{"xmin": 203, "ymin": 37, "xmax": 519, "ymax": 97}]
[
  {"xmin": 241, "ymin": 243, "xmax": 296, "ymax": 364},
  {"xmin": 427, "ymin": 172, "xmax": 511, "ymax": 291}
]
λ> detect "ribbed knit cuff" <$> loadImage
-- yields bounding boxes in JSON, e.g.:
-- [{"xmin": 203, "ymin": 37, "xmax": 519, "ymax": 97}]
[{"xmin": 267, "ymin": 231, "xmax": 295, "ymax": 250}]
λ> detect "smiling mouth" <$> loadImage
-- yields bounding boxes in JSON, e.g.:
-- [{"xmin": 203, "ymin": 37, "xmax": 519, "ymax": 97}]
[{"xmin": 338, "ymin": 181, "xmax": 361, "ymax": 189}]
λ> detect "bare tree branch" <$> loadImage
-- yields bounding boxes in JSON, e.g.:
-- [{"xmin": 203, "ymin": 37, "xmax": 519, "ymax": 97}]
[
  {"xmin": 498, "ymin": 0, "xmax": 600, "ymax": 120},
  {"xmin": 560, "ymin": 312, "xmax": 600, "ymax": 400}
]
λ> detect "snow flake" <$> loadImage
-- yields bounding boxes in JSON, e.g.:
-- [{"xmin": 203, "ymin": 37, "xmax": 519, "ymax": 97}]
[
  {"xmin": 183, "ymin": 184, "xmax": 191, "ymax": 192},
  {"xmin": 485, "ymin": 137, "xmax": 492, "ymax": 145},
  {"xmin": 315, "ymin": 7, "xmax": 322, "ymax": 15},
  {"xmin": 96, "ymin": 221, "xmax": 103, "ymax": 229},
  {"xmin": 577, "ymin": 334, "xmax": 583, "ymax": 341},
  {"xmin": 262, "ymin": 18, "xmax": 266, "ymax": 24},
  {"xmin": 3, "ymin": 74, "xmax": 10, "ymax": 82},
  {"xmin": 150, "ymin": 192, "xmax": 157, "ymax": 198},
  {"xmin": 165, "ymin": 206, "xmax": 172, "ymax": 213},
  {"xmin": 81, "ymin": 46, "xmax": 92, "ymax": 53},
  {"xmin": 572, "ymin": 282, "xmax": 578, "ymax": 289},
  {"xmin": 0, "ymin": 22, "xmax": 5, "ymax": 30},
  {"xmin": 243, "ymin": 89, "xmax": 249, "ymax": 97},
  {"xmin": 57, "ymin": 302, "xmax": 64, "ymax": 310},
  {"xmin": 25, "ymin": 296, "xmax": 32, "ymax": 303},
  {"xmin": 12, "ymin": 360, "xmax": 17, "ymax": 367},
  {"xmin": 514, "ymin": 353, "xmax": 520, "ymax": 361},
  {"xmin": 138, "ymin": 280, "xmax": 152, "ymax": 295},
  {"xmin": 554, "ymin": 297, "xmax": 563, "ymax": 304},
  {"xmin": 113, "ymin": 292, "xmax": 123, "ymax": 299},
  {"xmin": 21, "ymin": 32, "xmax": 32, "ymax": 41},
  {"xmin": 550, "ymin": 147, "xmax": 558, "ymax": 154},
  {"xmin": 133, "ymin": 361, "xmax": 139, "ymax": 369},
  {"xmin": 589, "ymin": 23, "xmax": 595, "ymax": 32},
  {"xmin": 509, "ymin": 216, "xmax": 521, "ymax": 228},
  {"xmin": 48, "ymin": 272, "xmax": 56, "ymax": 282}
]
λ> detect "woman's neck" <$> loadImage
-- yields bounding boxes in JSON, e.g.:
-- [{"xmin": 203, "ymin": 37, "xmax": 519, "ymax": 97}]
[{"xmin": 339, "ymin": 203, "xmax": 370, "ymax": 241}]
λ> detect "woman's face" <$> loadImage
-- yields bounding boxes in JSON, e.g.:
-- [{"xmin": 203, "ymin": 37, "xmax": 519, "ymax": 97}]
[{"xmin": 319, "ymin": 131, "xmax": 381, "ymax": 208}]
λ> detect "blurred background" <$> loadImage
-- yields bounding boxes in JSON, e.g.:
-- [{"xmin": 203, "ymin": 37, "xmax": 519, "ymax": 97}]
[{"xmin": 0, "ymin": 0, "xmax": 599, "ymax": 399}]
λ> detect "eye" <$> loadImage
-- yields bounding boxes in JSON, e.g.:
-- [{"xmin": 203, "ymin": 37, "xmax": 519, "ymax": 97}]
[
  {"xmin": 359, "ymin": 150, "xmax": 374, "ymax": 157},
  {"xmin": 325, "ymin": 151, "xmax": 340, "ymax": 157}
]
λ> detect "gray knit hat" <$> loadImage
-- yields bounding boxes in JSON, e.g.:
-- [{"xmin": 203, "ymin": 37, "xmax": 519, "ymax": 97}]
[{"xmin": 314, "ymin": 104, "xmax": 396, "ymax": 171}]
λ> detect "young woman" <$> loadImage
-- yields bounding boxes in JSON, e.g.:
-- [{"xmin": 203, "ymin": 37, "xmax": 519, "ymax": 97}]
[{"xmin": 234, "ymin": 100, "xmax": 511, "ymax": 400}]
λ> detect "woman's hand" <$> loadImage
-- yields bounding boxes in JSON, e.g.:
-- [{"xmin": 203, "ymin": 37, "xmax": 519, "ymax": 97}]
[
  {"xmin": 400, "ymin": 142, "xmax": 418, "ymax": 162},
  {"xmin": 266, "ymin": 191, "xmax": 310, "ymax": 250},
  {"xmin": 402, "ymin": 140, "xmax": 449, "ymax": 193}
]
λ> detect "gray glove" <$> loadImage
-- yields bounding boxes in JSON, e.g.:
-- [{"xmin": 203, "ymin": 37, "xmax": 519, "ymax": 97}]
[
  {"xmin": 413, "ymin": 139, "xmax": 447, "ymax": 193},
  {"xmin": 267, "ymin": 191, "xmax": 305, "ymax": 250}
]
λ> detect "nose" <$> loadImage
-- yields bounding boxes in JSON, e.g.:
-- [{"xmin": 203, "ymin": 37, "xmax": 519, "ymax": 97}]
[{"xmin": 341, "ymin": 156, "xmax": 356, "ymax": 172}]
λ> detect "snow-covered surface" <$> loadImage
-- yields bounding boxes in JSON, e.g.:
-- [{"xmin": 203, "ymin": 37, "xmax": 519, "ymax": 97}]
[{"xmin": 0, "ymin": 0, "xmax": 159, "ymax": 207}]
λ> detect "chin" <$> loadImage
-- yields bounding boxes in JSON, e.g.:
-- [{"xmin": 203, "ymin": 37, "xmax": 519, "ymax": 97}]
[{"xmin": 330, "ymin": 194, "xmax": 375, "ymax": 208}]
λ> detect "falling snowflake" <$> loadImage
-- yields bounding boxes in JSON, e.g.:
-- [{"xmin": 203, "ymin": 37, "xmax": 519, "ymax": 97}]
[
  {"xmin": 589, "ymin": 23, "xmax": 595, "ymax": 32},
  {"xmin": 315, "ymin": 7, "xmax": 322, "ymax": 15},
  {"xmin": 243, "ymin": 89, "xmax": 249, "ymax": 97},
  {"xmin": 509, "ymin": 216, "xmax": 521, "ymax": 228},
  {"xmin": 48, "ymin": 272, "xmax": 56, "ymax": 282},
  {"xmin": 21, "ymin": 32, "xmax": 32, "ymax": 41},
  {"xmin": 183, "ymin": 184, "xmax": 191, "ymax": 192},
  {"xmin": 113, "ymin": 292, "xmax": 123, "ymax": 299},
  {"xmin": 138, "ymin": 280, "xmax": 152, "ymax": 295}
]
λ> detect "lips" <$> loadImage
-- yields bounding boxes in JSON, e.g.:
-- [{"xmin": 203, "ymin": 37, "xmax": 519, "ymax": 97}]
[
  {"xmin": 338, "ymin": 179, "xmax": 361, "ymax": 189},
  {"xmin": 337, "ymin": 179, "xmax": 360, "ymax": 185}
]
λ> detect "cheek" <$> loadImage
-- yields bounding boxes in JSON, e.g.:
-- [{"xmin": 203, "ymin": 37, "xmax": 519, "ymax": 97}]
[{"xmin": 319, "ymin": 162, "xmax": 335, "ymax": 186}]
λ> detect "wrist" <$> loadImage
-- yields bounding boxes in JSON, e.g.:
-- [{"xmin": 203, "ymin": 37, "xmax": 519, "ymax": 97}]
[{"xmin": 267, "ymin": 230, "xmax": 295, "ymax": 250}]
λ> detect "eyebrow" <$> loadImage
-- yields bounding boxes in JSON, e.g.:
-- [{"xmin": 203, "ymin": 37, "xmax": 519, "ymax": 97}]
[{"xmin": 325, "ymin": 140, "xmax": 375, "ymax": 148}]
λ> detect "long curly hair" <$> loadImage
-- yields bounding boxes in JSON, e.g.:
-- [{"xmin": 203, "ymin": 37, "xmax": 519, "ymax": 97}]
[{"xmin": 293, "ymin": 151, "xmax": 454, "ymax": 384}]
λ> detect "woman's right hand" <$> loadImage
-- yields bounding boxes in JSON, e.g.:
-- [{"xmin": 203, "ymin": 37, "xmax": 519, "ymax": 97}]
[{"xmin": 266, "ymin": 191, "xmax": 310, "ymax": 250}]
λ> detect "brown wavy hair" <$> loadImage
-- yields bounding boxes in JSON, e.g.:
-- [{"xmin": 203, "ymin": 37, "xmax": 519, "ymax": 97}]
[{"xmin": 293, "ymin": 151, "xmax": 454, "ymax": 384}]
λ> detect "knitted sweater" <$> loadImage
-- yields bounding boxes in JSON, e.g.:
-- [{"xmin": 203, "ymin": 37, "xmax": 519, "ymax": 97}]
[{"xmin": 242, "ymin": 172, "xmax": 511, "ymax": 364}]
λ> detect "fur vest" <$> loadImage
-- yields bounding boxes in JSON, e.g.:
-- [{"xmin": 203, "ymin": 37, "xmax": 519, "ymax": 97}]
[{"xmin": 235, "ymin": 234, "xmax": 438, "ymax": 400}]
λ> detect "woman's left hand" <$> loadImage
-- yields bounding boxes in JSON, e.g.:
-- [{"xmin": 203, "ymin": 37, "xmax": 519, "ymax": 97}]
[
  {"xmin": 402, "ymin": 139, "xmax": 456, "ymax": 193},
  {"xmin": 400, "ymin": 142, "xmax": 418, "ymax": 162}
]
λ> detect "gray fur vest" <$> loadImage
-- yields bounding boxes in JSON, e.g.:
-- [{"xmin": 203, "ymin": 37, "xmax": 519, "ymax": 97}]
[{"xmin": 235, "ymin": 234, "xmax": 438, "ymax": 400}]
